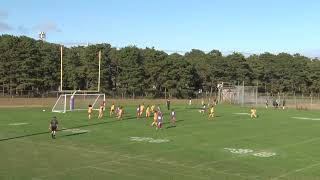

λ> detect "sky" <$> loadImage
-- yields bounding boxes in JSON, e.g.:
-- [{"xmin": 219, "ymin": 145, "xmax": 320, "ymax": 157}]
[{"xmin": 0, "ymin": 0, "xmax": 319, "ymax": 57}]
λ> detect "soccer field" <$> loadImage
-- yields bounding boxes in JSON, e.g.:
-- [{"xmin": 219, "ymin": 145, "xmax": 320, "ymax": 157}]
[{"xmin": 1, "ymin": 103, "xmax": 320, "ymax": 180}]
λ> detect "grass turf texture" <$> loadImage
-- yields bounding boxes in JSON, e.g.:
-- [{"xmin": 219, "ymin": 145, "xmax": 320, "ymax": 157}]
[{"xmin": 1, "ymin": 104, "xmax": 320, "ymax": 180}]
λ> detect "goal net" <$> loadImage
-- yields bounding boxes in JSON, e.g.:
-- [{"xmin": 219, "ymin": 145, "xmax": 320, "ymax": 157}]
[
  {"xmin": 234, "ymin": 85, "xmax": 258, "ymax": 105},
  {"xmin": 52, "ymin": 92, "xmax": 105, "ymax": 113}
]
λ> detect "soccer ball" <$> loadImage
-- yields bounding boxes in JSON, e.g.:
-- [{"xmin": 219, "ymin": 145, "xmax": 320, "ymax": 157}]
[{"xmin": 42, "ymin": 109, "xmax": 46, "ymax": 112}]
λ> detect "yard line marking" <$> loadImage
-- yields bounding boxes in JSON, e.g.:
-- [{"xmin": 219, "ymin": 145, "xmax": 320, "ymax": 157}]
[
  {"xmin": 24, "ymin": 139, "xmax": 248, "ymax": 180},
  {"xmin": 192, "ymin": 157, "xmax": 237, "ymax": 169},
  {"xmin": 31, "ymin": 152, "xmax": 152, "ymax": 180},
  {"xmin": 292, "ymin": 117, "xmax": 320, "ymax": 121},
  {"xmin": 110, "ymin": 160, "xmax": 211, "ymax": 180},
  {"xmin": 277, "ymin": 136, "xmax": 320, "ymax": 149},
  {"xmin": 233, "ymin": 113, "xmax": 250, "ymax": 115},
  {"xmin": 23, "ymin": 139, "xmax": 184, "ymax": 179},
  {"xmin": 8, "ymin": 122, "xmax": 29, "ymax": 126},
  {"xmin": 134, "ymin": 156, "xmax": 250, "ymax": 179},
  {"xmin": 17, "ymin": 139, "xmax": 139, "ymax": 155},
  {"xmin": 88, "ymin": 166, "xmax": 145, "ymax": 179},
  {"xmin": 271, "ymin": 162, "xmax": 320, "ymax": 180}
]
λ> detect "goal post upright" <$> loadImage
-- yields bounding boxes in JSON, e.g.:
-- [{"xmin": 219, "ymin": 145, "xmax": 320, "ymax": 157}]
[
  {"xmin": 60, "ymin": 46, "xmax": 63, "ymax": 91},
  {"xmin": 52, "ymin": 47, "xmax": 105, "ymax": 113},
  {"xmin": 98, "ymin": 50, "xmax": 101, "ymax": 92}
]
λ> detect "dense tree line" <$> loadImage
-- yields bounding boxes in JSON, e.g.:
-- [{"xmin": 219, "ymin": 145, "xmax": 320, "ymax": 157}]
[{"xmin": 0, "ymin": 34, "xmax": 319, "ymax": 98}]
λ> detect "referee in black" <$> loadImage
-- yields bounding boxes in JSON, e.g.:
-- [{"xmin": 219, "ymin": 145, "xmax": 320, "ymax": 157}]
[{"xmin": 49, "ymin": 116, "xmax": 59, "ymax": 139}]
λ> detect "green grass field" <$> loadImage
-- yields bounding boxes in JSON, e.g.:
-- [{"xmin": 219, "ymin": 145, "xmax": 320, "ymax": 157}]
[{"xmin": 1, "ymin": 103, "xmax": 320, "ymax": 180}]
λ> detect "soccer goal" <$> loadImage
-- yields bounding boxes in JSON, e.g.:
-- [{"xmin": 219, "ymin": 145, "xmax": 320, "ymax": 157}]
[{"xmin": 52, "ymin": 91, "xmax": 105, "ymax": 113}]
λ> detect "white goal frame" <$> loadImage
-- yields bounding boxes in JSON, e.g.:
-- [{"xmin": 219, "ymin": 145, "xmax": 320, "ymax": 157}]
[{"xmin": 52, "ymin": 91, "xmax": 105, "ymax": 113}]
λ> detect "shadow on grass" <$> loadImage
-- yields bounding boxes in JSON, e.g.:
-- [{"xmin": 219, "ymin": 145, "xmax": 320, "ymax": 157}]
[
  {"xmin": 163, "ymin": 119, "xmax": 184, "ymax": 125},
  {"xmin": 166, "ymin": 125, "xmax": 176, "ymax": 129},
  {"xmin": 62, "ymin": 131, "xmax": 89, "ymax": 137},
  {"xmin": 0, "ymin": 115, "xmax": 136, "ymax": 142}
]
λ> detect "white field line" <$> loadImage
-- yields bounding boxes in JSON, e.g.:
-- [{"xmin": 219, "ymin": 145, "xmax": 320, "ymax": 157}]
[
  {"xmin": 192, "ymin": 158, "xmax": 230, "ymax": 168},
  {"xmin": 270, "ymin": 162, "xmax": 320, "ymax": 180},
  {"xmin": 32, "ymin": 155, "xmax": 145, "ymax": 180},
  {"xmin": 18, "ymin": 139, "xmax": 183, "ymax": 180},
  {"xmin": 8, "ymin": 122, "xmax": 29, "ymax": 126},
  {"xmin": 88, "ymin": 166, "xmax": 145, "ymax": 179},
  {"xmin": 109, "ymin": 160, "xmax": 211, "ymax": 180},
  {"xmin": 233, "ymin": 113, "xmax": 250, "ymax": 115},
  {"xmin": 192, "ymin": 132, "xmax": 320, "ymax": 170},
  {"xmin": 132, "ymin": 155, "xmax": 250, "ymax": 179},
  {"xmin": 276, "ymin": 136, "xmax": 320, "ymax": 149},
  {"xmin": 292, "ymin": 117, "xmax": 320, "ymax": 121},
  {"xmin": 23, "ymin": 139, "xmax": 248, "ymax": 180},
  {"xmin": 30, "ymin": 143, "xmax": 181, "ymax": 180}
]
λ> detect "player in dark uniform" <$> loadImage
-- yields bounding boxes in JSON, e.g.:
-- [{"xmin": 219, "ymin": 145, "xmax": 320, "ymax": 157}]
[
  {"xmin": 166, "ymin": 99, "xmax": 171, "ymax": 110},
  {"xmin": 49, "ymin": 116, "xmax": 59, "ymax": 139}
]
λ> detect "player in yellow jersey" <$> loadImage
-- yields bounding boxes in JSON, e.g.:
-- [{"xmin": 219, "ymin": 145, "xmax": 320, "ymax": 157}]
[
  {"xmin": 151, "ymin": 105, "xmax": 155, "ymax": 112},
  {"xmin": 250, "ymin": 107, "xmax": 257, "ymax": 119},
  {"xmin": 110, "ymin": 102, "xmax": 115, "ymax": 117},
  {"xmin": 88, "ymin": 104, "xmax": 93, "ymax": 120},
  {"xmin": 140, "ymin": 103, "xmax": 145, "ymax": 116},
  {"xmin": 151, "ymin": 110, "xmax": 158, "ymax": 127},
  {"xmin": 145, "ymin": 105, "xmax": 151, "ymax": 119},
  {"xmin": 208, "ymin": 105, "xmax": 215, "ymax": 119}
]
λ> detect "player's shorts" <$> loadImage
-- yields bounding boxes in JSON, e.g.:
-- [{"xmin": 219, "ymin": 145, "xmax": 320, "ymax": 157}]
[
  {"xmin": 157, "ymin": 122, "xmax": 162, "ymax": 128},
  {"xmin": 51, "ymin": 126, "xmax": 57, "ymax": 131}
]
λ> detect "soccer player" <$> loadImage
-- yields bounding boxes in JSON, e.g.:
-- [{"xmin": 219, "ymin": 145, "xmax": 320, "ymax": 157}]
[
  {"xmin": 200, "ymin": 104, "xmax": 206, "ymax": 114},
  {"xmin": 102, "ymin": 100, "xmax": 106, "ymax": 111},
  {"xmin": 188, "ymin": 97, "xmax": 192, "ymax": 105},
  {"xmin": 151, "ymin": 105, "xmax": 155, "ymax": 112},
  {"xmin": 282, "ymin": 99, "xmax": 286, "ymax": 110},
  {"xmin": 98, "ymin": 103, "xmax": 104, "ymax": 119},
  {"xmin": 88, "ymin": 104, "xmax": 93, "ymax": 119},
  {"xmin": 250, "ymin": 107, "xmax": 257, "ymax": 119},
  {"xmin": 110, "ymin": 102, "xmax": 115, "ymax": 117},
  {"xmin": 151, "ymin": 110, "xmax": 158, "ymax": 127},
  {"xmin": 115, "ymin": 106, "xmax": 120, "ymax": 117},
  {"xmin": 118, "ymin": 106, "xmax": 124, "ymax": 120},
  {"xmin": 140, "ymin": 103, "xmax": 145, "ymax": 117},
  {"xmin": 49, "ymin": 116, "xmax": 58, "ymax": 139},
  {"xmin": 208, "ymin": 105, "xmax": 215, "ymax": 119},
  {"xmin": 166, "ymin": 99, "xmax": 171, "ymax": 110},
  {"xmin": 136, "ymin": 105, "xmax": 141, "ymax": 119},
  {"xmin": 265, "ymin": 99, "xmax": 269, "ymax": 109},
  {"xmin": 157, "ymin": 111, "xmax": 163, "ymax": 130},
  {"xmin": 145, "ymin": 105, "xmax": 151, "ymax": 119},
  {"xmin": 170, "ymin": 109, "xmax": 176, "ymax": 125}
]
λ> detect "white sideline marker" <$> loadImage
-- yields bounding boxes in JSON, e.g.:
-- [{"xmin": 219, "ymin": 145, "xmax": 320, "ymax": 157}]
[
  {"xmin": 9, "ymin": 123, "xmax": 29, "ymax": 126},
  {"xmin": 234, "ymin": 113, "xmax": 250, "ymax": 115},
  {"xmin": 292, "ymin": 117, "xmax": 320, "ymax": 121}
]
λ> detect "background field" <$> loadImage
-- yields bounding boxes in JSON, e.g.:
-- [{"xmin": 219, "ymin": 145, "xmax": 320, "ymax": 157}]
[{"xmin": 1, "ymin": 102, "xmax": 320, "ymax": 180}]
